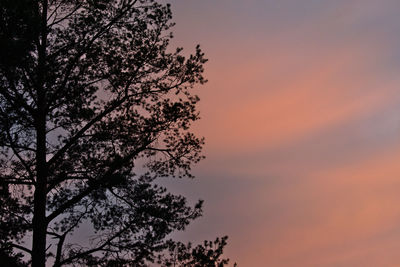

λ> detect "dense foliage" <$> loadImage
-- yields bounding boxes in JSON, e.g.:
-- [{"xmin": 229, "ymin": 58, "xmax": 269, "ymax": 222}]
[{"xmin": 0, "ymin": 0, "xmax": 231, "ymax": 266}]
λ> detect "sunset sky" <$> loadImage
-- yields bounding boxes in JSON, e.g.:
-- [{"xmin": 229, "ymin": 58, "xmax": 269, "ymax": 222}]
[{"xmin": 167, "ymin": 1, "xmax": 400, "ymax": 266}]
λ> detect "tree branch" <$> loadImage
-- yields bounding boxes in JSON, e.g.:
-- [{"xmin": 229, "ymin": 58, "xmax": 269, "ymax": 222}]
[
  {"xmin": 59, "ymin": 223, "xmax": 132, "ymax": 266},
  {"xmin": 47, "ymin": 95, "xmax": 127, "ymax": 168},
  {"xmin": 46, "ymin": 137, "xmax": 153, "ymax": 224},
  {"xmin": 53, "ymin": 206, "xmax": 89, "ymax": 267},
  {"xmin": 47, "ymin": 0, "xmax": 138, "ymax": 108},
  {"xmin": 47, "ymin": 2, "xmax": 83, "ymax": 28},
  {"xmin": 2, "ymin": 112, "xmax": 35, "ymax": 182},
  {"xmin": 10, "ymin": 243, "xmax": 32, "ymax": 255}
]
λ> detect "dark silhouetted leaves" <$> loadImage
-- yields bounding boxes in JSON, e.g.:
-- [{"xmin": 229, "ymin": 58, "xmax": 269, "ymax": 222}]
[{"xmin": 0, "ymin": 0, "xmax": 232, "ymax": 266}]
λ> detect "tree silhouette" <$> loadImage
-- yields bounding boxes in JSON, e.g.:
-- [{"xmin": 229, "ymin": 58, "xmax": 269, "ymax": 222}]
[{"xmin": 0, "ymin": 0, "xmax": 231, "ymax": 266}]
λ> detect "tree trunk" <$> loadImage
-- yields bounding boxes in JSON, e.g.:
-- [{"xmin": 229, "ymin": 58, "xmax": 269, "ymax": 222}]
[
  {"xmin": 32, "ymin": 114, "xmax": 48, "ymax": 267},
  {"xmin": 31, "ymin": 178, "xmax": 47, "ymax": 267},
  {"xmin": 32, "ymin": 1, "xmax": 48, "ymax": 265}
]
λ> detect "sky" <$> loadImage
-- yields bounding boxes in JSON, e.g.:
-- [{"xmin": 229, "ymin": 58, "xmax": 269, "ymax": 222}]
[{"xmin": 165, "ymin": 1, "xmax": 400, "ymax": 266}]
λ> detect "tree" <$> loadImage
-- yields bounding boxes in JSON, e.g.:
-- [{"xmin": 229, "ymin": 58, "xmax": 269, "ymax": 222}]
[{"xmin": 0, "ymin": 0, "xmax": 231, "ymax": 266}]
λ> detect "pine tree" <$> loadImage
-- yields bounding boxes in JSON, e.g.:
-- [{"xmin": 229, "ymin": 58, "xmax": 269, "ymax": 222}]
[{"xmin": 0, "ymin": 1, "xmax": 231, "ymax": 266}]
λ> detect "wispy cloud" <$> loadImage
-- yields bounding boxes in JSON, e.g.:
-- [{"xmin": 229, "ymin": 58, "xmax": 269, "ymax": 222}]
[{"xmin": 171, "ymin": 0, "xmax": 400, "ymax": 265}]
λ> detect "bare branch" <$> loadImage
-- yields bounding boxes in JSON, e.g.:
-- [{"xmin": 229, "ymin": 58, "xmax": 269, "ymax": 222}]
[{"xmin": 48, "ymin": 2, "xmax": 83, "ymax": 28}]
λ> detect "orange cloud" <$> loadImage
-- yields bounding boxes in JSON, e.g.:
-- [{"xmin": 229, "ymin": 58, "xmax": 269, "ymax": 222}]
[
  {"xmin": 171, "ymin": 1, "xmax": 400, "ymax": 266},
  {"xmin": 197, "ymin": 38, "xmax": 398, "ymax": 157},
  {"xmin": 213, "ymin": 141, "xmax": 400, "ymax": 266}
]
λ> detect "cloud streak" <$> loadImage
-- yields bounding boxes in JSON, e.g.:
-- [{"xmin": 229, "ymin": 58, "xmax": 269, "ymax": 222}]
[{"xmin": 170, "ymin": 0, "xmax": 400, "ymax": 265}]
